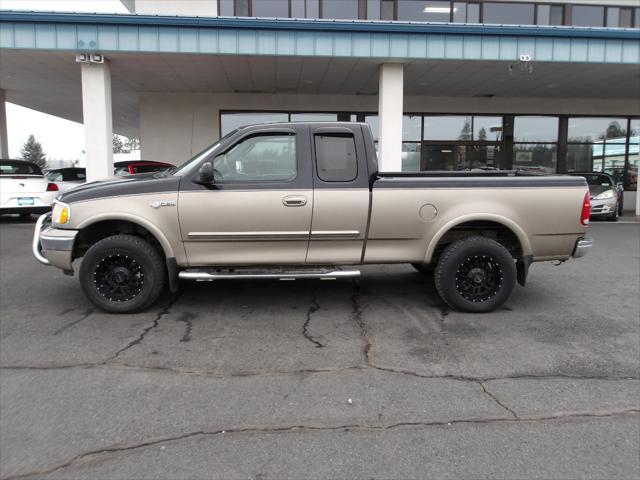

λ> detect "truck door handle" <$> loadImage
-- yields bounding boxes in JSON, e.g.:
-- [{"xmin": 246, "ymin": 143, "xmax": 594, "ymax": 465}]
[{"xmin": 282, "ymin": 195, "xmax": 307, "ymax": 207}]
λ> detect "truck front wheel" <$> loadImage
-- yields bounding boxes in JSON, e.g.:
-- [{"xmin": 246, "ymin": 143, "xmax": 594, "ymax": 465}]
[
  {"xmin": 79, "ymin": 234, "xmax": 166, "ymax": 314},
  {"xmin": 434, "ymin": 236, "xmax": 516, "ymax": 313}
]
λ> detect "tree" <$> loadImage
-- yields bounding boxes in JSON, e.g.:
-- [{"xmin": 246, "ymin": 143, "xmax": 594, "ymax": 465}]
[
  {"xmin": 20, "ymin": 135, "xmax": 47, "ymax": 169},
  {"xmin": 112, "ymin": 134, "xmax": 125, "ymax": 154},
  {"xmin": 125, "ymin": 137, "xmax": 140, "ymax": 151},
  {"xmin": 605, "ymin": 121, "xmax": 626, "ymax": 141}
]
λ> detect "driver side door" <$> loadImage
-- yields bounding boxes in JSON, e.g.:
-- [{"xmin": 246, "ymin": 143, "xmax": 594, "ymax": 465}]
[{"xmin": 178, "ymin": 125, "xmax": 313, "ymax": 266}]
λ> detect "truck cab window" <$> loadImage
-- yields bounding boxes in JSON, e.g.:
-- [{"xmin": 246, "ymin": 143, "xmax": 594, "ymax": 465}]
[
  {"xmin": 214, "ymin": 133, "xmax": 297, "ymax": 182},
  {"xmin": 314, "ymin": 134, "xmax": 358, "ymax": 182}
]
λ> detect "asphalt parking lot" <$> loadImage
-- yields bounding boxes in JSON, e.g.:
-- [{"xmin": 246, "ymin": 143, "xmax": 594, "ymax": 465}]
[{"xmin": 1, "ymin": 217, "xmax": 639, "ymax": 479}]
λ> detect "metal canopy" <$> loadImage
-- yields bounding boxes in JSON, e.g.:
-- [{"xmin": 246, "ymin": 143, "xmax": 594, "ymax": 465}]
[{"xmin": 1, "ymin": 11, "xmax": 639, "ymax": 64}]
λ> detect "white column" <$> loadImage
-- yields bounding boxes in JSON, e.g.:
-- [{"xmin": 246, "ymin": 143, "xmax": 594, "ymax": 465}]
[
  {"xmin": 377, "ymin": 63, "xmax": 404, "ymax": 172},
  {"xmin": 0, "ymin": 90, "xmax": 8, "ymax": 159},
  {"xmin": 81, "ymin": 61, "xmax": 113, "ymax": 181}
]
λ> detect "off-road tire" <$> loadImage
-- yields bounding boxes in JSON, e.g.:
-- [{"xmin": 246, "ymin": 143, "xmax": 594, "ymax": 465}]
[
  {"xmin": 412, "ymin": 263, "xmax": 434, "ymax": 275},
  {"xmin": 79, "ymin": 234, "xmax": 166, "ymax": 314},
  {"xmin": 434, "ymin": 236, "xmax": 516, "ymax": 313}
]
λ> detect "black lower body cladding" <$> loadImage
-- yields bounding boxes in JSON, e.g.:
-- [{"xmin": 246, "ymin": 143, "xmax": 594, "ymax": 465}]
[
  {"xmin": 79, "ymin": 234, "xmax": 167, "ymax": 313},
  {"xmin": 434, "ymin": 236, "xmax": 517, "ymax": 313}
]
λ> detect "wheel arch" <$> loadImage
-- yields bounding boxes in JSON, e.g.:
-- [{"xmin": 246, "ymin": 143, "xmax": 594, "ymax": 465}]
[
  {"xmin": 74, "ymin": 214, "xmax": 175, "ymax": 260},
  {"xmin": 424, "ymin": 214, "xmax": 532, "ymax": 265}
]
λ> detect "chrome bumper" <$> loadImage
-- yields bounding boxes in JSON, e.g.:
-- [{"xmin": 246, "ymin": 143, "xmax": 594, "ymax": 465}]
[
  {"xmin": 33, "ymin": 213, "xmax": 78, "ymax": 271},
  {"xmin": 572, "ymin": 237, "xmax": 593, "ymax": 258}
]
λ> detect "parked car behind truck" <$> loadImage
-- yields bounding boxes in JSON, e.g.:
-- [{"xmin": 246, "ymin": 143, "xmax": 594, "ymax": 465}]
[
  {"xmin": 33, "ymin": 123, "xmax": 592, "ymax": 314},
  {"xmin": 1, "ymin": 160, "xmax": 58, "ymax": 216}
]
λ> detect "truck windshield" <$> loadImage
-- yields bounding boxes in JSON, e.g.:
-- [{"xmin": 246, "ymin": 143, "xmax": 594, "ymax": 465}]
[{"xmin": 169, "ymin": 129, "xmax": 238, "ymax": 176}]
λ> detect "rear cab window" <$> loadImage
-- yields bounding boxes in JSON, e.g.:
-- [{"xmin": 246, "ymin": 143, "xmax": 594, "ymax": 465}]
[
  {"xmin": 0, "ymin": 161, "xmax": 42, "ymax": 176},
  {"xmin": 314, "ymin": 133, "xmax": 358, "ymax": 182}
]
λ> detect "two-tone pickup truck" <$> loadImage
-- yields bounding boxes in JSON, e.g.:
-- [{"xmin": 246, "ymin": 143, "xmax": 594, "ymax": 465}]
[{"xmin": 33, "ymin": 122, "xmax": 592, "ymax": 313}]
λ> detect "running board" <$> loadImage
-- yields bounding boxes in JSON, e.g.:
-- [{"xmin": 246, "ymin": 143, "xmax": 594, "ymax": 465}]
[{"xmin": 178, "ymin": 268, "xmax": 361, "ymax": 282}]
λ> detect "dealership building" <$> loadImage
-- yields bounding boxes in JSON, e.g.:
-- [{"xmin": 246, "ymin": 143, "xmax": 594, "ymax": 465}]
[{"xmin": 0, "ymin": 0, "xmax": 638, "ymax": 207}]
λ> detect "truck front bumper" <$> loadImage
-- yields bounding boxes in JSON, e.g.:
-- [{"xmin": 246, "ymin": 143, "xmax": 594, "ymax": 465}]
[
  {"xmin": 33, "ymin": 213, "xmax": 78, "ymax": 272},
  {"xmin": 572, "ymin": 237, "xmax": 593, "ymax": 258}
]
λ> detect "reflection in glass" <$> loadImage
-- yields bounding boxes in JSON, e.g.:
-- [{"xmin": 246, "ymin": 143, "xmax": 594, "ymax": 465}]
[
  {"xmin": 398, "ymin": 1, "xmax": 451, "ymax": 22},
  {"xmin": 567, "ymin": 144, "xmax": 595, "ymax": 172},
  {"xmin": 513, "ymin": 143, "xmax": 557, "ymax": 174},
  {"xmin": 252, "ymin": 0, "xmax": 289, "ymax": 17},
  {"xmin": 571, "ymin": 5, "xmax": 604, "ymax": 27},
  {"xmin": 402, "ymin": 143, "xmax": 421, "ymax": 171},
  {"xmin": 403, "ymin": 115, "xmax": 422, "ymax": 141},
  {"xmin": 365, "ymin": 115, "xmax": 380, "ymax": 141},
  {"xmin": 568, "ymin": 118, "xmax": 627, "ymax": 143},
  {"xmin": 474, "ymin": 117, "xmax": 503, "ymax": 141},
  {"xmin": 483, "ymin": 2, "xmax": 535, "ymax": 25},
  {"xmin": 221, "ymin": 112, "xmax": 288, "ymax": 136},
  {"xmin": 322, "ymin": 0, "xmax": 358, "ymax": 19},
  {"xmin": 290, "ymin": 113, "xmax": 338, "ymax": 122},
  {"xmin": 537, "ymin": 4, "xmax": 563, "ymax": 25},
  {"xmin": 454, "ymin": 2, "xmax": 480, "ymax": 23},
  {"xmin": 423, "ymin": 144, "xmax": 502, "ymax": 170},
  {"xmin": 625, "ymin": 119, "xmax": 639, "ymax": 191},
  {"xmin": 514, "ymin": 116, "xmax": 559, "ymax": 142},
  {"xmin": 424, "ymin": 116, "xmax": 471, "ymax": 140}
]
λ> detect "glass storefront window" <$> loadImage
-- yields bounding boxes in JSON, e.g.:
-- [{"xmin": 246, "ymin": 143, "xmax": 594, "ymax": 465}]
[
  {"xmin": 365, "ymin": 114, "xmax": 380, "ymax": 141},
  {"xmin": 252, "ymin": 0, "xmax": 289, "ymax": 17},
  {"xmin": 367, "ymin": 0, "xmax": 381, "ymax": 20},
  {"xmin": 402, "ymin": 143, "xmax": 421, "ymax": 171},
  {"xmin": 514, "ymin": 116, "xmax": 559, "ymax": 142},
  {"xmin": 290, "ymin": 113, "xmax": 338, "ymax": 122},
  {"xmin": 568, "ymin": 118, "xmax": 627, "ymax": 143},
  {"xmin": 321, "ymin": 0, "xmax": 358, "ymax": 19},
  {"xmin": 536, "ymin": 4, "xmax": 563, "ymax": 25},
  {"xmin": 473, "ymin": 116, "xmax": 503, "ymax": 141},
  {"xmin": 423, "ymin": 144, "xmax": 502, "ymax": 170},
  {"xmin": 607, "ymin": 7, "xmax": 633, "ymax": 28},
  {"xmin": 453, "ymin": 2, "xmax": 480, "ymax": 23},
  {"xmin": 221, "ymin": 112, "xmax": 288, "ymax": 136},
  {"xmin": 567, "ymin": 144, "xmax": 594, "ymax": 172},
  {"xmin": 625, "ymin": 119, "xmax": 639, "ymax": 191},
  {"xmin": 398, "ymin": 1, "xmax": 452, "ymax": 22},
  {"xmin": 219, "ymin": 0, "xmax": 234, "ymax": 16},
  {"xmin": 483, "ymin": 2, "xmax": 535, "ymax": 25},
  {"xmin": 571, "ymin": 5, "xmax": 604, "ymax": 27},
  {"xmin": 403, "ymin": 115, "xmax": 422, "ymax": 141},
  {"xmin": 424, "ymin": 116, "xmax": 472, "ymax": 141},
  {"xmin": 381, "ymin": 0, "xmax": 395, "ymax": 20},
  {"xmin": 513, "ymin": 143, "xmax": 557, "ymax": 174}
]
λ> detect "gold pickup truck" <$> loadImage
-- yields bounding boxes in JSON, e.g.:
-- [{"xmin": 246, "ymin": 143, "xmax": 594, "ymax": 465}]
[{"xmin": 33, "ymin": 122, "xmax": 592, "ymax": 314}]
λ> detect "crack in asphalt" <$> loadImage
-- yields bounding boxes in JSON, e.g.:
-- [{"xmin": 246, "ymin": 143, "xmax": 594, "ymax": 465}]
[
  {"xmin": 53, "ymin": 308, "xmax": 94, "ymax": 336},
  {"xmin": 4, "ymin": 410, "xmax": 638, "ymax": 480},
  {"xmin": 175, "ymin": 311, "xmax": 195, "ymax": 343},
  {"xmin": 302, "ymin": 292, "xmax": 324, "ymax": 348},
  {"xmin": 351, "ymin": 281, "xmax": 371, "ymax": 365},
  {"xmin": 1, "ymin": 362, "xmax": 638, "ymax": 384},
  {"xmin": 478, "ymin": 381, "xmax": 519, "ymax": 418},
  {"xmin": 107, "ymin": 293, "xmax": 182, "ymax": 361}
]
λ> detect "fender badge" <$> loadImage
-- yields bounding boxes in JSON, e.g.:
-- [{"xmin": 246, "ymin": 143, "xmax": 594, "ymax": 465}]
[{"xmin": 150, "ymin": 200, "xmax": 176, "ymax": 209}]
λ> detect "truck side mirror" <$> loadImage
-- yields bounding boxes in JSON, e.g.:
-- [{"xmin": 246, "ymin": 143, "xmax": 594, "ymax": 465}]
[{"xmin": 195, "ymin": 161, "xmax": 214, "ymax": 185}]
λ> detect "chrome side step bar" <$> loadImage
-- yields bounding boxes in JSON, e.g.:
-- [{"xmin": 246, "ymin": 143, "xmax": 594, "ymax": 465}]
[{"xmin": 178, "ymin": 268, "xmax": 360, "ymax": 282}]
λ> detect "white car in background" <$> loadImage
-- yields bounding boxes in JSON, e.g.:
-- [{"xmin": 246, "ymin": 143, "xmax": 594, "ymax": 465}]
[
  {"xmin": 0, "ymin": 160, "xmax": 59, "ymax": 217},
  {"xmin": 45, "ymin": 167, "xmax": 87, "ymax": 193}
]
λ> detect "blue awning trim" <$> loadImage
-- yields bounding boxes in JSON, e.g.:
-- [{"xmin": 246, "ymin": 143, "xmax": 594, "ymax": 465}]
[{"xmin": 1, "ymin": 10, "xmax": 639, "ymax": 40}]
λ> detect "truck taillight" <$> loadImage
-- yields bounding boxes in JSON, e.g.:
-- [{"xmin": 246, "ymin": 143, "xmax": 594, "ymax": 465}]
[
  {"xmin": 46, "ymin": 183, "xmax": 59, "ymax": 192},
  {"xmin": 580, "ymin": 191, "xmax": 590, "ymax": 226}
]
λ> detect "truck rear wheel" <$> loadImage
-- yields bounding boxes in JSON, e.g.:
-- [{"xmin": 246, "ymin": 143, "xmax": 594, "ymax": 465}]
[
  {"xmin": 79, "ymin": 234, "xmax": 166, "ymax": 314},
  {"xmin": 434, "ymin": 236, "xmax": 516, "ymax": 313}
]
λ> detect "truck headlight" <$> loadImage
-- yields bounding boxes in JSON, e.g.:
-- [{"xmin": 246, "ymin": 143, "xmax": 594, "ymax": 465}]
[
  {"xmin": 52, "ymin": 202, "xmax": 71, "ymax": 226},
  {"xmin": 594, "ymin": 189, "xmax": 615, "ymax": 200}
]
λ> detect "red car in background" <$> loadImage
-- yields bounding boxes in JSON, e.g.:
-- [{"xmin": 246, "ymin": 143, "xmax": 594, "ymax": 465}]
[{"xmin": 113, "ymin": 161, "xmax": 175, "ymax": 176}]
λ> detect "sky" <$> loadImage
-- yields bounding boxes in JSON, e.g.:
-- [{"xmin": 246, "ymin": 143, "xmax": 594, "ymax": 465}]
[{"xmin": 2, "ymin": 0, "xmax": 129, "ymax": 162}]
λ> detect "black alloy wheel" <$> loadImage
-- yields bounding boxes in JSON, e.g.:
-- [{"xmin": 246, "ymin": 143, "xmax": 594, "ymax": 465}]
[
  {"xmin": 435, "ymin": 236, "xmax": 516, "ymax": 313},
  {"xmin": 79, "ymin": 234, "xmax": 166, "ymax": 313}
]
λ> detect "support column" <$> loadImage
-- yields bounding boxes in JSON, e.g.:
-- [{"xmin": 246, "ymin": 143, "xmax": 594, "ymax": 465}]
[
  {"xmin": 377, "ymin": 63, "xmax": 404, "ymax": 172},
  {"xmin": 0, "ymin": 90, "xmax": 8, "ymax": 159},
  {"xmin": 81, "ymin": 61, "xmax": 113, "ymax": 181}
]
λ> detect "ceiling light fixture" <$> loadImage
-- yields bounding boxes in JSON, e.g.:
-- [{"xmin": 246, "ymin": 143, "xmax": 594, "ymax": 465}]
[{"xmin": 423, "ymin": 7, "xmax": 454, "ymax": 13}]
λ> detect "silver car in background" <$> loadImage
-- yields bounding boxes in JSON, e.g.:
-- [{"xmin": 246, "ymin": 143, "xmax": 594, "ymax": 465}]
[{"xmin": 569, "ymin": 172, "xmax": 623, "ymax": 221}]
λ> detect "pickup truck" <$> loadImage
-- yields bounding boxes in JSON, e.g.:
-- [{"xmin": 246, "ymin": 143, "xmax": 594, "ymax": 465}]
[{"xmin": 33, "ymin": 122, "xmax": 592, "ymax": 314}]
